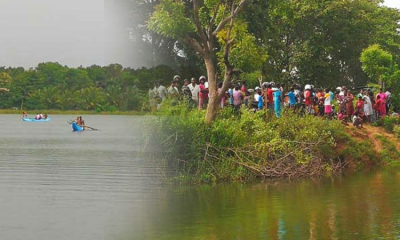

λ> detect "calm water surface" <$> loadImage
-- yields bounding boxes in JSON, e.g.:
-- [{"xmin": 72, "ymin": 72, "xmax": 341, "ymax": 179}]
[{"xmin": 1, "ymin": 114, "xmax": 400, "ymax": 240}]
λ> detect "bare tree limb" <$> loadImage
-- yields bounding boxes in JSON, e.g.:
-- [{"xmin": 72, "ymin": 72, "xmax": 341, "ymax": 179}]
[
  {"xmin": 183, "ymin": 35, "xmax": 207, "ymax": 57},
  {"xmin": 217, "ymin": 1, "xmax": 236, "ymax": 100},
  {"xmin": 223, "ymin": 1, "xmax": 235, "ymax": 71},
  {"xmin": 193, "ymin": 0, "xmax": 209, "ymax": 53},
  {"xmin": 208, "ymin": 0, "xmax": 224, "ymax": 50},
  {"xmin": 212, "ymin": 0, "xmax": 251, "ymax": 36}
]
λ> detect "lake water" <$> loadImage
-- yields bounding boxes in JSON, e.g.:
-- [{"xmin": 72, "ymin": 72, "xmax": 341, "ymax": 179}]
[{"xmin": 1, "ymin": 114, "xmax": 400, "ymax": 239}]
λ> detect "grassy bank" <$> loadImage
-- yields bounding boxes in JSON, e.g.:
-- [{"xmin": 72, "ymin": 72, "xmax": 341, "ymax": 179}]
[
  {"xmin": 145, "ymin": 106, "xmax": 400, "ymax": 183},
  {"xmin": 0, "ymin": 109, "xmax": 142, "ymax": 115}
]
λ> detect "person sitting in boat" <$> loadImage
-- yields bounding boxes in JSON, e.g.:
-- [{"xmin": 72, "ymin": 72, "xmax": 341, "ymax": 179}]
[
  {"xmin": 35, "ymin": 113, "xmax": 41, "ymax": 120},
  {"xmin": 22, "ymin": 112, "xmax": 27, "ymax": 118},
  {"xmin": 43, "ymin": 113, "xmax": 48, "ymax": 119},
  {"xmin": 39, "ymin": 113, "xmax": 44, "ymax": 119},
  {"xmin": 79, "ymin": 116, "xmax": 85, "ymax": 129},
  {"xmin": 75, "ymin": 116, "xmax": 85, "ymax": 129}
]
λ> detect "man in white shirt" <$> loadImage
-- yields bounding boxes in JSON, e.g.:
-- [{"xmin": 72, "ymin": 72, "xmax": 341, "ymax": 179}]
[
  {"xmin": 254, "ymin": 87, "xmax": 260, "ymax": 102},
  {"xmin": 385, "ymin": 88, "xmax": 392, "ymax": 114},
  {"xmin": 157, "ymin": 81, "xmax": 167, "ymax": 102},
  {"xmin": 188, "ymin": 77, "xmax": 200, "ymax": 103}
]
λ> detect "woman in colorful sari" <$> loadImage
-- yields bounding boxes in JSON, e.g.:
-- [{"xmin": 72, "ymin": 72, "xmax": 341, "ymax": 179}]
[
  {"xmin": 376, "ymin": 88, "xmax": 386, "ymax": 116},
  {"xmin": 345, "ymin": 90, "xmax": 354, "ymax": 121}
]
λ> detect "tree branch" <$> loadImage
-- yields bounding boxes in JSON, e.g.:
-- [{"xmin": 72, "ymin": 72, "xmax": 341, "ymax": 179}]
[
  {"xmin": 212, "ymin": 0, "xmax": 251, "ymax": 36},
  {"xmin": 208, "ymin": 0, "xmax": 224, "ymax": 46},
  {"xmin": 217, "ymin": 1, "xmax": 236, "ymax": 100},
  {"xmin": 193, "ymin": 0, "xmax": 209, "ymax": 53},
  {"xmin": 223, "ymin": 1, "xmax": 235, "ymax": 70},
  {"xmin": 183, "ymin": 35, "xmax": 207, "ymax": 57}
]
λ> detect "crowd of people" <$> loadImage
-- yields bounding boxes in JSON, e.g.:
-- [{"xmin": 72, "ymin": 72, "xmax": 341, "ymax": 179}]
[{"xmin": 149, "ymin": 75, "xmax": 394, "ymax": 127}]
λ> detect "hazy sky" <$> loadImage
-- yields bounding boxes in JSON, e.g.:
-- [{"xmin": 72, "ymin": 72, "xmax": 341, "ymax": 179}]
[
  {"xmin": 384, "ymin": 0, "xmax": 400, "ymax": 9},
  {"xmin": 0, "ymin": 0, "xmax": 105, "ymax": 68},
  {"xmin": 0, "ymin": 0, "xmax": 399, "ymax": 69}
]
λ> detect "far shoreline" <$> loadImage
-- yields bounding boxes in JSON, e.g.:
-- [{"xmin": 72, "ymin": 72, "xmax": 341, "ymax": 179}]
[{"xmin": 0, "ymin": 109, "xmax": 143, "ymax": 116}]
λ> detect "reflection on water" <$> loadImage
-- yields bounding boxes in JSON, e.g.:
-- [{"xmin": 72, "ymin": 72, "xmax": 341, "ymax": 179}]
[
  {"xmin": 136, "ymin": 170, "xmax": 400, "ymax": 240},
  {"xmin": 0, "ymin": 114, "xmax": 155, "ymax": 240},
  {"xmin": 1, "ymin": 115, "xmax": 400, "ymax": 239}
]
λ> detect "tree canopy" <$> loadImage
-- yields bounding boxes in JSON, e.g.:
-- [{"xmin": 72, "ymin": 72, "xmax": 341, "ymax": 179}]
[{"xmin": 0, "ymin": 63, "xmax": 175, "ymax": 111}]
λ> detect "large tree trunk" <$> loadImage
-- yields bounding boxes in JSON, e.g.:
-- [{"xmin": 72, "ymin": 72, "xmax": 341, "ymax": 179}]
[{"xmin": 204, "ymin": 57, "xmax": 219, "ymax": 125}]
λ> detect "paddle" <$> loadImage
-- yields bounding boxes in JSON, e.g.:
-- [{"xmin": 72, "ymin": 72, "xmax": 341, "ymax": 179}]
[
  {"xmin": 81, "ymin": 125, "xmax": 99, "ymax": 131},
  {"xmin": 67, "ymin": 120, "xmax": 99, "ymax": 131}
]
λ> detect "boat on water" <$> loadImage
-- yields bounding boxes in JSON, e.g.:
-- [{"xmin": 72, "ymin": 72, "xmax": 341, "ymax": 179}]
[
  {"xmin": 72, "ymin": 122, "xmax": 84, "ymax": 132},
  {"xmin": 22, "ymin": 118, "xmax": 51, "ymax": 122}
]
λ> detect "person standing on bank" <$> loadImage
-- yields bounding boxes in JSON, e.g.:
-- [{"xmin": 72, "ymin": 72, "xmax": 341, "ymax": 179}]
[
  {"xmin": 385, "ymin": 88, "xmax": 392, "ymax": 114},
  {"xmin": 198, "ymin": 76, "xmax": 209, "ymax": 109},
  {"xmin": 188, "ymin": 77, "xmax": 200, "ymax": 104},
  {"xmin": 182, "ymin": 79, "xmax": 192, "ymax": 106}
]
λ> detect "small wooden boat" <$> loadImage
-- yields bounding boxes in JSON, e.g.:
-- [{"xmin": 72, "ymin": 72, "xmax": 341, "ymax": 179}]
[
  {"xmin": 22, "ymin": 118, "xmax": 51, "ymax": 122},
  {"xmin": 72, "ymin": 122, "xmax": 84, "ymax": 132}
]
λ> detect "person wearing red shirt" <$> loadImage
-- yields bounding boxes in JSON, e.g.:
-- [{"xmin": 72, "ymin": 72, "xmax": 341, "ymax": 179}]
[
  {"xmin": 267, "ymin": 84, "xmax": 274, "ymax": 113},
  {"xmin": 304, "ymin": 85, "xmax": 312, "ymax": 114},
  {"xmin": 198, "ymin": 77, "xmax": 209, "ymax": 109}
]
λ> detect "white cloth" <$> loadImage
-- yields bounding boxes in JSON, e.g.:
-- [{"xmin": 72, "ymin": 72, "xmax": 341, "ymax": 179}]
[
  {"xmin": 188, "ymin": 84, "xmax": 200, "ymax": 101},
  {"xmin": 324, "ymin": 96, "xmax": 331, "ymax": 106},
  {"xmin": 385, "ymin": 91, "xmax": 392, "ymax": 103},
  {"xmin": 254, "ymin": 93, "xmax": 260, "ymax": 102},
  {"xmin": 157, "ymin": 85, "xmax": 167, "ymax": 102},
  {"xmin": 364, "ymin": 96, "xmax": 373, "ymax": 116}
]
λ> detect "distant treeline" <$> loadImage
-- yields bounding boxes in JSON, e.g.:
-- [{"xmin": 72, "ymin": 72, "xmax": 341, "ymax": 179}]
[{"xmin": 0, "ymin": 63, "xmax": 177, "ymax": 111}]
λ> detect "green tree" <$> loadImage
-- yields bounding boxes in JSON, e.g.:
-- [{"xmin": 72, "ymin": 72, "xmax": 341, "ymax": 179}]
[
  {"xmin": 149, "ymin": 0, "xmax": 265, "ymax": 124},
  {"xmin": 360, "ymin": 44, "xmax": 392, "ymax": 87},
  {"xmin": 243, "ymin": 0, "xmax": 400, "ymax": 88},
  {"xmin": 36, "ymin": 62, "xmax": 68, "ymax": 87},
  {"xmin": 0, "ymin": 72, "xmax": 12, "ymax": 89}
]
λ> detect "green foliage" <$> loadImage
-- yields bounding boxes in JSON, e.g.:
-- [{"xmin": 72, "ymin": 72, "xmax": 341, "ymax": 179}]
[
  {"xmin": 360, "ymin": 44, "xmax": 392, "ymax": 84},
  {"xmin": 0, "ymin": 72, "xmax": 12, "ymax": 89},
  {"xmin": 217, "ymin": 22, "xmax": 267, "ymax": 73},
  {"xmin": 240, "ymin": 0, "xmax": 400, "ymax": 87},
  {"xmin": 0, "ymin": 63, "xmax": 176, "ymax": 112},
  {"xmin": 381, "ymin": 116, "xmax": 400, "ymax": 132},
  {"xmin": 146, "ymin": 106, "xmax": 346, "ymax": 183},
  {"xmin": 239, "ymin": 71, "xmax": 262, "ymax": 89},
  {"xmin": 393, "ymin": 125, "xmax": 400, "ymax": 138},
  {"xmin": 377, "ymin": 135, "xmax": 400, "ymax": 165},
  {"xmin": 148, "ymin": 0, "xmax": 195, "ymax": 39}
]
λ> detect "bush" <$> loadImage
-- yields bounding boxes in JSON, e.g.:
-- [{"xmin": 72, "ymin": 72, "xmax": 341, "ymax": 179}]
[
  {"xmin": 381, "ymin": 116, "xmax": 400, "ymax": 132},
  {"xmin": 394, "ymin": 125, "xmax": 400, "ymax": 138},
  {"xmin": 146, "ymin": 104, "xmax": 347, "ymax": 183}
]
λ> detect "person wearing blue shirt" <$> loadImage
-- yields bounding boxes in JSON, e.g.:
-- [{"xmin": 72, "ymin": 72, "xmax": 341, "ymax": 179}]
[
  {"xmin": 273, "ymin": 84, "xmax": 282, "ymax": 117},
  {"xmin": 257, "ymin": 89, "xmax": 264, "ymax": 110},
  {"xmin": 329, "ymin": 88, "xmax": 334, "ymax": 102},
  {"xmin": 228, "ymin": 87, "xmax": 233, "ymax": 106},
  {"xmin": 288, "ymin": 88, "xmax": 297, "ymax": 108}
]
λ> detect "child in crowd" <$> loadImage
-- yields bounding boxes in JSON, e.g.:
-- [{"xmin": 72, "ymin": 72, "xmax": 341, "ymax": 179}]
[
  {"xmin": 356, "ymin": 96, "xmax": 364, "ymax": 112},
  {"xmin": 318, "ymin": 98, "xmax": 324, "ymax": 117},
  {"xmin": 352, "ymin": 110, "xmax": 363, "ymax": 128},
  {"xmin": 338, "ymin": 110, "xmax": 348, "ymax": 125}
]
